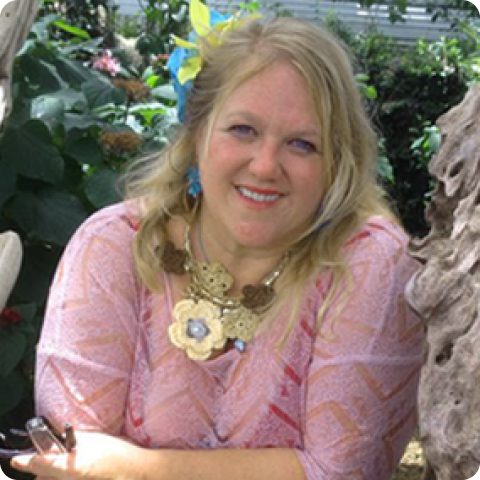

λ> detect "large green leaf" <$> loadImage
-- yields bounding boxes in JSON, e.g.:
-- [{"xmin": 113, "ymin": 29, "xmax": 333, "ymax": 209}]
[
  {"xmin": 60, "ymin": 37, "xmax": 104, "ymax": 56},
  {"xmin": 53, "ymin": 58, "xmax": 95, "ymax": 89},
  {"xmin": 10, "ymin": 192, "xmax": 37, "ymax": 234},
  {"xmin": 13, "ymin": 245, "xmax": 62, "ymax": 305},
  {"xmin": 64, "ymin": 136, "xmax": 103, "ymax": 166},
  {"xmin": 34, "ymin": 89, "xmax": 87, "ymax": 112},
  {"xmin": 0, "ymin": 332, "xmax": 27, "ymax": 377},
  {"xmin": 0, "ymin": 161, "xmax": 16, "ymax": 208},
  {"xmin": 0, "ymin": 371, "xmax": 25, "ymax": 416},
  {"xmin": 64, "ymin": 113, "xmax": 102, "ymax": 131},
  {"xmin": 9, "ymin": 189, "xmax": 87, "ymax": 245},
  {"xmin": 19, "ymin": 55, "xmax": 63, "ymax": 94},
  {"xmin": 82, "ymin": 78, "xmax": 126, "ymax": 109},
  {"xmin": 34, "ymin": 189, "xmax": 88, "ymax": 245},
  {"xmin": 31, "ymin": 96, "xmax": 65, "ymax": 130},
  {"xmin": 1, "ymin": 120, "xmax": 64, "ymax": 184},
  {"xmin": 11, "ymin": 304, "xmax": 37, "ymax": 324},
  {"xmin": 84, "ymin": 169, "xmax": 121, "ymax": 208}
]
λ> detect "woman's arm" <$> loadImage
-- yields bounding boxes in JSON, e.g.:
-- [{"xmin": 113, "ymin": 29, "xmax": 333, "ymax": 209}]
[
  {"xmin": 35, "ymin": 204, "xmax": 140, "ymax": 434},
  {"xmin": 12, "ymin": 431, "xmax": 306, "ymax": 480},
  {"xmin": 296, "ymin": 219, "xmax": 425, "ymax": 479},
  {"xmin": 141, "ymin": 446, "xmax": 306, "ymax": 480}
]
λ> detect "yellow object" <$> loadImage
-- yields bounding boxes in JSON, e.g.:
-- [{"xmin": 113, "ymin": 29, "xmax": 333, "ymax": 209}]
[{"xmin": 172, "ymin": 0, "xmax": 260, "ymax": 85}]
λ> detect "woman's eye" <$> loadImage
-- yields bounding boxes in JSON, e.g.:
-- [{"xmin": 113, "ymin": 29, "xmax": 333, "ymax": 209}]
[
  {"xmin": 229, "ymin": 124, "xmax": 255, "ymax": 137},
  {"xmin": 290, "ymin": 138, "xmax": 317, "ymax": 154}
]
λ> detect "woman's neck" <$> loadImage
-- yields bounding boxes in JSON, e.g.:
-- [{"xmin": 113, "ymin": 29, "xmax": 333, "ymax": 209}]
[{"xmin": 192, "ymin": 219, "xmax": 288, "ymax": 295}]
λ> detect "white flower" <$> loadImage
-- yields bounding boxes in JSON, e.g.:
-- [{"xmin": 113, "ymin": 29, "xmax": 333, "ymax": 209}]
[{"xmin": 168, "ymin": 299, "xmax": 226, "ymax": 360}]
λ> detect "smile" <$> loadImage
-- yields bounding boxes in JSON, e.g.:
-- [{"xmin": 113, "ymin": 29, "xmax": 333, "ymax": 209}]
[{"xmin": 237, "ymin": 187, "xmax": 281, "ymax": 203}]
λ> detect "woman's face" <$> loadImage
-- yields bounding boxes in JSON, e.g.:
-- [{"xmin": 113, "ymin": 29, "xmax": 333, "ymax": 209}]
[{"xmin": 196, "ymin": 60, "xmax": 325, "ymax": 254}]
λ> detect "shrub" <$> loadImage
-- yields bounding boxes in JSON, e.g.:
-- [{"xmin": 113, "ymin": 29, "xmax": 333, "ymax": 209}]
[
  {"xmin": 0, "ymin": 14, "xmax": 176, "ymax": 469},
  {"xmin": 326, "ymin": 16, "xmax": 480, "ymax": 236}
]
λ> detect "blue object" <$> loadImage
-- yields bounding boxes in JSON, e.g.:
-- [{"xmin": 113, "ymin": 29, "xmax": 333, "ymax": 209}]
[
  {"xmin": 187, "ymin": 166, "xmax": 202, "ymax": 197},
  {"xmin": 167, "ymin": 48, "xmax": 193, "ymax": 123},
  {"xmin": 186, "ymin": 318, "xmax": 210, "ymax": 340},
  {"xmin": 166, "ymin": 6, "xmax": 229, "ymax": 123},
  {"xmin": 234, "ymin": 339, "xmax": 246, "ymax": 352}
]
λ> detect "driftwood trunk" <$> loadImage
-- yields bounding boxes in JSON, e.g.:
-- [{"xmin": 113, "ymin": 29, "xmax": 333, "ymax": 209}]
[
  {"xmin": 0, "ymin": 0, "xmax": 38, "ymax": 129},
  {"xmin": 406, "ymin": 85, "xmax": 480, "ymax": 480}
]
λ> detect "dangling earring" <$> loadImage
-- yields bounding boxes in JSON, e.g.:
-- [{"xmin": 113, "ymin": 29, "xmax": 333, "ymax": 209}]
[{"xmin": 186, "ymin": 166, "xmax": 202, "ymax": 198}]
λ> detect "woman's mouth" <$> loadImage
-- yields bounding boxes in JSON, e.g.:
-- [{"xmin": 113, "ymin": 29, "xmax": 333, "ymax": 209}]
[{"xmin": 236, "ymin": 186, "xmax": 282, "ymax": 203}]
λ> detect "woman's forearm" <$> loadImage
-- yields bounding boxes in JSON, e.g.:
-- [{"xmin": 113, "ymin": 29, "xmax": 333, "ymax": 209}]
[{"xmin": 140, "ymin": 447, "xmax": 306, "ymax": 480}]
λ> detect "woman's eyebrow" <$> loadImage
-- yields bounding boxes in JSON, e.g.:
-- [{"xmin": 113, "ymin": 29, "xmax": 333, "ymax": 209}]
[{"xmin": 223, "ymin": 111, "xmax": 320, "ymax": 136}]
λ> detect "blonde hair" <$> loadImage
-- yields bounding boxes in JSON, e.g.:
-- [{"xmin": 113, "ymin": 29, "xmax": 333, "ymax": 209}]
[{"xmin": 124, "ymin": 16, "xmax": 395, "ymax": 335}]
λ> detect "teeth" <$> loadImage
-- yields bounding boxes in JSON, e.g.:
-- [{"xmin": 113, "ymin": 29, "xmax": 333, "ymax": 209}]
[{"xmin": 238, "ymin": 187, "xmax": 280, "ymax": 202}]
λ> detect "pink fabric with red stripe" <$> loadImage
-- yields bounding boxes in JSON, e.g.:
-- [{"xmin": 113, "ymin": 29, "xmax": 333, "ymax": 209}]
[{"xmin": 35, "ymin": 202, "xmax": 423, "ymax": 479}]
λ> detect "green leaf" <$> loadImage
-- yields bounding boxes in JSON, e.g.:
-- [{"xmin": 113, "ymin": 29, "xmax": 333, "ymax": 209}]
[
  {"xmin": 82, "ymin": 78, "xmax": 126, "ymax": 109},
  {"xmin": 31, "ymin": 95, "xmax": 65, "ymax": 130},
  {"xmin": 64, "ymin": 113, "xmax": 102, "ymax": 131},
  {"xmin": 33, "ymin": 189, "xmax": 88, "ymax": 245},
  {"xmin": 53, "ymin": 19, "xmax": 91, "ymax": 40},
  {"xmin": 364, "ymin": 85, "xmax": 377, "ymax": 100},
  {"xmin": 0, "ymin": 370, "xmax": 25, "ymax": 415},
  {"xmin": 141, "ymin": 66, "xmax": 155, "ymax": 81},
  {"xmin": 377, "ymin": 155, "xmax": 394, "ymax": 184},
  {"xmin": 0, "ymin": 161, "xmax": 16, "ymax": 208},
  {"xmin": 129, "ymin": 103, "xmax": 167, "ymax": 125},
  {"xmin": 1, "ymin": 120, "xmax": 64, "ymax": 184},
  {"xmin": 84, "ymin": 169, "xmax": 121, "ymax": 208},
  {"xmin": 65, "ymin": 136, "xmax": 103, "ymax": 166},
  {"xmin": 10, "ymin": 192, "xmax": 38, "ymax": 234},
  {"xmin": 0, "ymin": 331, "xmax": 27, "ymax": 377},
  {"xmin": 53, "ymin": 58, "xmax": 95, "ymax": 88},
  {"xmin": 35, "ymin": 88, "xmax": 87, "ymax": 111},
  {"xmin": 13, "ymin": 245, "xmax": 61, "ymax": 305},
  {"xmin": 19, "ymin": 55, "xmax": 63, "ymax": 94},
  {"xmin": 145, "ymin": 75, "xmax": 160, "ymax": 88},
  {"xmin": 29, "ymin": 14, "xmax": 59, "ymax": 41},
  {"xmin": 11, "ymin": 304, "xmax": 37, "ymax": 324},
  {"xmin": 151, "ymin": 84, "xmax": 176, "ymax": 101},
  {"xmin": 428, "ymin": 128, "xmax": 441, "ymax": 153},
  {"xmin": 9, "ymin": 190, "xmax": 87, "ymax": 245},
  {"xmin": 60, "ymin": 37, "xmax": 104, "ymax": 56}
]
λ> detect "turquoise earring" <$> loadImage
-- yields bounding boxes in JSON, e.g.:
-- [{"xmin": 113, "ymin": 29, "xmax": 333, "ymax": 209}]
[{"xmin": 187, "ymin": 166, "xmax": 202, "ymax": 198}]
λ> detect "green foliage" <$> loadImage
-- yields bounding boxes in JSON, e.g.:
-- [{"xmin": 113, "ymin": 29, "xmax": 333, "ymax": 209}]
[
  {"xmin": 135, "ymin": 0, "xmax": 190, "ymax": 57},
  {"xmin": 39, "ymin": 0, "xmax": 116, "ymax": 39},
  {"xmin": 325, "ymin": 15, "xmax": 480, "ymax": 235},
  {"xmin": 356, "ymin": 0, "xmax": 478, "ymax": 24},
  {"xmin": 0, "ymin": 13, "xmax": 176, "ymax": 446}
]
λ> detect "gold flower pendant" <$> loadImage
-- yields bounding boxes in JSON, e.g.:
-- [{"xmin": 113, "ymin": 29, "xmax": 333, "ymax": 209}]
[{"xmin": 168, "ymin": 299, "xmax": 227, "ymax": 361}]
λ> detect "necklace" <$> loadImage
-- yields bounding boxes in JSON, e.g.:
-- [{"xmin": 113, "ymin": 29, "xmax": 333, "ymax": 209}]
[{"xmin": 162, "ymin": 225, "xmax": 290, "ymax": 361}]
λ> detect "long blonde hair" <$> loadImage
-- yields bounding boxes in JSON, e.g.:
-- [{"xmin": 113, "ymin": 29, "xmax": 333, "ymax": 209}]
[{"xmin": 124, "ymin": 16, "xmax": 395, "ymax": 332}]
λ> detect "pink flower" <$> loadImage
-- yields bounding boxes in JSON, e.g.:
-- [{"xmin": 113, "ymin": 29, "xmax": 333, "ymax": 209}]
[{"xmin": 92, "ymin": 50, "xmax": 121, "ymax": 77}]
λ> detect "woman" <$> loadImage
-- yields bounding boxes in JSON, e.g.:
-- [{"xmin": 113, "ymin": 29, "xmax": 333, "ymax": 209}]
[{"xmin": 12, "ymin": 10, "xmax": 424, "ymax": 480}]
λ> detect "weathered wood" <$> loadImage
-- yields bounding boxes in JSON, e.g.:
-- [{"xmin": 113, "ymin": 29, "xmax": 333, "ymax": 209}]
[
  {"xmin": 406, "ymin": 84, "xmax": 480, "ymax": 480},
  {"xmin": 0, "ymin": 0, "xmax": 38, "ymax": 129}
]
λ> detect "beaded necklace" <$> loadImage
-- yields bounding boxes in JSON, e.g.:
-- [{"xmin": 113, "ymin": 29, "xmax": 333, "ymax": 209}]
[{"xmin": 162, "ymin": 225, "xmax": 290, "ymax": 360}]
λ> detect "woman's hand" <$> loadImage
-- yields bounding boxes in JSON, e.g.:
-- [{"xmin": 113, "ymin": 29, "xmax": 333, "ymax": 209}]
[{"xmin": 10, "ymin": 431, "xmax": 147, "ymax": 480}]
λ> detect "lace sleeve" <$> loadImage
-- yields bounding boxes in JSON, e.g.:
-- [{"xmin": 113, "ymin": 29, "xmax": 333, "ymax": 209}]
[
  {"xmin": 34, "ymin": 204, "xmax": 140, "ymax": 435},
  {"xmin": 296, "ymin": 220, "xmax": 424, "ymax": 479}
]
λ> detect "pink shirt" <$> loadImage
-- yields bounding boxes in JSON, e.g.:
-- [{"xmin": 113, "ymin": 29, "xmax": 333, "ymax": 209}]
[{"xmin": 35, "ymin": 202, "xmax": 424, "ymax": 479}]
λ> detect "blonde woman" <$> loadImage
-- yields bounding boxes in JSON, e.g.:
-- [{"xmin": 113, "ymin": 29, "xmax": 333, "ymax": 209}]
[{"xmin": 12, "ymin": 13, "xmax": 423, "ymax": 480}]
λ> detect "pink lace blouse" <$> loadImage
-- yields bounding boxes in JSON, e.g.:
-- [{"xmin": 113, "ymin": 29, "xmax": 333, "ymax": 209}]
[{"xmin": 35, "ymin": 202, "xmax": 424, "ymax": 479}]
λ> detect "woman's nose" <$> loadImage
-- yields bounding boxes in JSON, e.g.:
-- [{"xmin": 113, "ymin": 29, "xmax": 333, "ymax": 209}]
[{"xmin": 248, "ymin": 139, "xmax": 282, "ymax": 179}]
